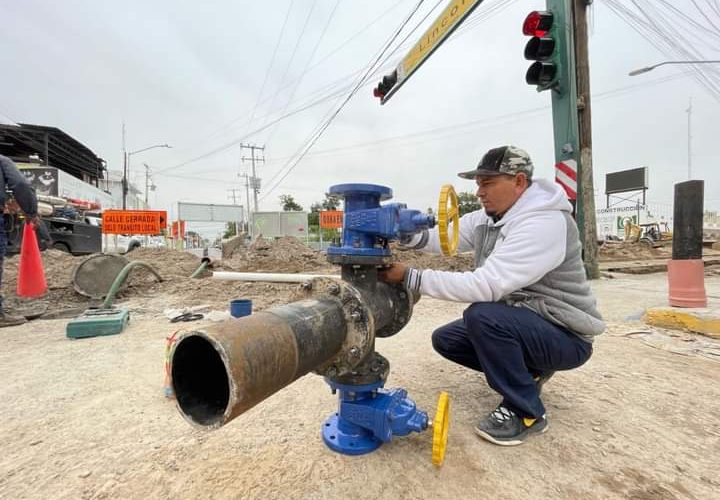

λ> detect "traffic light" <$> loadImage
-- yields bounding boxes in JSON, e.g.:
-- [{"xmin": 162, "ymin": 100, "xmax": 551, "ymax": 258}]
[
  {"xmin": 523, "ymin": 10, "xmax": 562, "ymax": 91},
  {"xmin": 373, "ymin": 70, "xmax": 398, "ymax": 100}
]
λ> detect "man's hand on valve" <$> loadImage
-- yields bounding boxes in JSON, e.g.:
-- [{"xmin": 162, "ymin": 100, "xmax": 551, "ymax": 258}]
[{"xmin": 378, "ymin": 263, "xmax": 407, "ymax": 284}]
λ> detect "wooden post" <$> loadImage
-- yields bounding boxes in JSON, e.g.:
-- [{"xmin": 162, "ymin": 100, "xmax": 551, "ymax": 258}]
[{"xmin": 573, "ymin": 0, "xmax": 600, "ymax": 278}]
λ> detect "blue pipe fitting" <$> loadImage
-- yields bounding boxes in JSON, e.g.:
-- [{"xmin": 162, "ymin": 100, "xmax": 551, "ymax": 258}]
[
  {"xmin": 322, "ymin": 379, "xmax": 429, "ymax": 455},
  {"xmin": 326, "ymin": 183, "xmax": 435, "ymax": 261}
]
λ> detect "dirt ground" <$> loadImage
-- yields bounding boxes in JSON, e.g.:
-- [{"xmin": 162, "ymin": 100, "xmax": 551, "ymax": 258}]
[
  {"xmin": 2, "ymin": 238, "xmax": 479, "ymax": 315},
  {"xmin": 1, "ymin": 241, "xmax": 719, "ymax": 499}
]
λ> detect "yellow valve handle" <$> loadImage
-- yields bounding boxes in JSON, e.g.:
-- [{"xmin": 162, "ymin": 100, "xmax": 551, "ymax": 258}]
[
  {"xmin": 438, "ymin": 185, "xmax": 460, "ymax": 256},
  {"xmin": 431, "ymin": 391, "xmax": 450, "ymax": 467}
]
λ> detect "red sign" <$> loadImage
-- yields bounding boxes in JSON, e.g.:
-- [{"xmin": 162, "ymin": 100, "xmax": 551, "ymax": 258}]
[
  {"xmin": 102, "ymin": 210, "xmax": 167, "ymax": 235},
  {"xmin": 320, "ymin": 210, "xmax": 343, "ymax": 229},
  {"xmin": 171, "ymin": 220, "xmax": 186, "ymax": 239}
]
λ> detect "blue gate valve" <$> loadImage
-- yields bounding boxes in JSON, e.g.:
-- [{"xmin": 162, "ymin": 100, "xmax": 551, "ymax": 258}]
[
  {"xmin": 318, "ymin": 182, "xmax": 450, "ymax": 460},
  {"xmin": 322, "ymin": 379, "xmax": 429, "ymax": 455},
  {"xmin": 327, "ymin": 183, "xmax": 435, "ymax": 262}
]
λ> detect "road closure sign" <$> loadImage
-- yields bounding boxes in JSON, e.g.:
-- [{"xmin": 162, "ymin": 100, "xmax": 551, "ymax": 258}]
[
  {"xmin": 102, "ymin": 210, "xmax": 167, "ymax": 235},
  {"xmin": 320, "ymin": 210, "xmax": 344, "ymax": 229}
]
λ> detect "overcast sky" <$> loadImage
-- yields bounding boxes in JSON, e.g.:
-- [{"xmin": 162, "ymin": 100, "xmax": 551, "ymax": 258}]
[{"xmin": 2, "ymin": 0, "xmax": 719, "ymax": 238}]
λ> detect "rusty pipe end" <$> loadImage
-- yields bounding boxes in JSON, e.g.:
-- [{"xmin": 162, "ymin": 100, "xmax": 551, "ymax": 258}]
[{"xmin": 171, "ymin": 332, "xmax": 231, "ymax": 427}]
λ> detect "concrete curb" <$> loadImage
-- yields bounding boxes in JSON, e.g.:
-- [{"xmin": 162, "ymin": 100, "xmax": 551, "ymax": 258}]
[{"xmin": 644, "ymin": 307, "xmax": 720, "ymax": 339}]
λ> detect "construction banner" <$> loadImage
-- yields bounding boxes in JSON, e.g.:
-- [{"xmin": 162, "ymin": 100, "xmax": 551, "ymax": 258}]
[
  {"xmin": 102, "ymin": 210, "xmax": 167, "ymax": 235},
  {"xmin": 171, "ymin": 220, "xmax": 186, "ymax": 239},
  {"xmin": 319, "ymin": 211, "xmax": 344, "ymax": 229}
]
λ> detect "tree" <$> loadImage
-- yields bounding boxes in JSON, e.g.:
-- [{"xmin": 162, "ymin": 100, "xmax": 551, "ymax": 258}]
[
  {"xmin": 458, "ymin": 191, "xmax": 482, "ymax": 217},
  {"xmin": 308, "ymin": 202, "xmax": 322, "ymax": 226},
  {"xmin": 321, "ymin": 192, "xmax": 340, "ymax": 211},
  {"xmin": 222, "ymin": 221, "xmax": 237, "ymax": 239},
  {"xmin": 279, "ymin": 194, "xmax": 303, "ymax": 212}
]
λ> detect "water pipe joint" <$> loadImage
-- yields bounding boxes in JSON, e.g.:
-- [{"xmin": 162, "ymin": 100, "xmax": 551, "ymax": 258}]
[{"xmin": 322, "ymin": 379, "xmax": 429, "ymax": 455}]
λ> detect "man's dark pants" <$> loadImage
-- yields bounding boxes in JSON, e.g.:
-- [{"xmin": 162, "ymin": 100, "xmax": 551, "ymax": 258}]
[{"xmin": 431, "ymin": 302, "xmax": 592, "ymax": 419}]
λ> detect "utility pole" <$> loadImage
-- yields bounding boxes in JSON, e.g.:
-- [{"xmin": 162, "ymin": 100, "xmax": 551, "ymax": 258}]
[
  {"xmin": 573, "ymin": 0, "xmax": 600, "ymax": 279},
  {"xmin": 240, "ymin": 174, "xmax": 251, "ymax": 221},
  {"xmin": 687, "ymin": 97, "xmax": 692, "ymax": 180},
  {"xmin": 144, "ymin": 163, "xmax": 151, "ymax": 208},
  {"xmin": 239, "ymin": 172, "xmax": 253, "ymax": 235},
  {"xmin": 227, "ymin": 188, "xmax": 243, "ymax": 235},
  {"xmin": 240, "ymin": 144, "xmax": 265, "ymax": 213}
]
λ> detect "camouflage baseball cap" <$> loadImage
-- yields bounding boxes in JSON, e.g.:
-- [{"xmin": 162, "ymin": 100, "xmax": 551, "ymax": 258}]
[{"xmin": 457, "ymin": 145, "xmax": 534, "ymax": 179}]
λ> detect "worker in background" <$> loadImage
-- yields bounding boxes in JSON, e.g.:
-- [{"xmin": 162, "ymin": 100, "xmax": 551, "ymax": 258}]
[
  {"xmin": 1, "ymin": 154, "xmax": 39, "ymax": 327},
  {"xmin": 379, "ymin": 145, "xmax": 605, "ymax": 446}
]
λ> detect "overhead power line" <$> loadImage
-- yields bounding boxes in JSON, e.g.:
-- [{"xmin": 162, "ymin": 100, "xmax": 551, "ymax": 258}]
[
  {"xmin": 155, "ymin": 73, "xmax": 687, "ymax": 186},
  {"xmin": 259, "ymin": 0, "xmax": 319, "ymax": 135},
  {"xmin": 200, "ymin": 0, "xmax": 408, "ymax": 145},
  {"xmin": 241, "ymin": 0, "xmax": 296, "ymax": 138},
  {"xmin": 263, "ymin": 0, "xmax": 340, "ymax": 145},
  {"xmin": 259, "ymin": 0, "xmax": 428, "ymax": 201},
  {"xmin": 162, "ymin": 0, "xmax": 515, "ymax": 174},
  {"xmin": 602, "ymin": 0, "xmax": 720, "ymax": 101}
]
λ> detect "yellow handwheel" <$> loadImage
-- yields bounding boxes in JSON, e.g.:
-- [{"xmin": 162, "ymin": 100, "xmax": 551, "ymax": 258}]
[
  {"xmin": 431, "ymin": 391, "xmax": 450, "ymax": 467},
  {"xmin": 438, "ymin": 185, "xmax": 459, "ymax": 256}
]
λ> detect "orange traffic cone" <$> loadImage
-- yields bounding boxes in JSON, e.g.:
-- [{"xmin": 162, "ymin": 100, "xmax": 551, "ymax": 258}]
[{"xmin": 17, "ymin": 222, "xmax": 48, "ymax": 298}]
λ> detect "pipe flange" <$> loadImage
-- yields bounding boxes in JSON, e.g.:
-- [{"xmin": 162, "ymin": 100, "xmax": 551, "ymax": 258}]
[
  {"xmin": 374, "ymin": 282, "xmax": 414, "ymax": 338},
  {"xmin": 326, "ymin": 254, "xmax": 393, "ymax": 266},
  {"xmin": 296, "ymin": 278, "xmax": 374, "ymax": 376}
]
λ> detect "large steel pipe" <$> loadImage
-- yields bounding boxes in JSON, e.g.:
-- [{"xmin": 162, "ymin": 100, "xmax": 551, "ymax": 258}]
[
  {"xmin": 170, "ymin": 278, "xmax": 413, "ymax": 429},
  {"xmin": 172, "ymin": 298, "xmax": 347, "ymax": 427}
]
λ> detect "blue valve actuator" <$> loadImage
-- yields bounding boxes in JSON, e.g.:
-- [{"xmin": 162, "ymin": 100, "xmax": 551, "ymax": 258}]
[{"xmin": 327, "ymin": 183, "xmax": 435, "ymax": 260}]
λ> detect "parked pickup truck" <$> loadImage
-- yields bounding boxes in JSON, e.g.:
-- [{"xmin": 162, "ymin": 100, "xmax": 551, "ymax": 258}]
[
  {"xmin": 4, "ymin": 214, "xmax": 101, "ymax": 255},
  {"xmin": 4, "ymin": 213, "xmax": 143, "ymax": 256}
]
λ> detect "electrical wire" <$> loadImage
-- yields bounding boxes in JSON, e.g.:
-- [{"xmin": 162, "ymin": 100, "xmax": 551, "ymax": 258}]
[
  {"xmin": 233, "ymin": 0, "xmax": 295, "ymax": 140},
  {"xmin": 602, "ymin": 0, "xmax": 720, "ymax": 102},
  {"xmin": 258, "ymin": 1, "xmax": 428, "ymax": 191},
  {"xmin": 263, "ymin": 0, "xmax": 340, "ymax": 145},
  {"xmin": 162, "ymin": 0, "xmax": 515, "ymax": 175},
  {"xmin": 259, "ymin": 0, "xmax": 427, "ymax": 201},
  {"xmin": 199, "ymin": 0, "xmax": 408, "ymax": 146},
  {"xmin": 155, "ymin": 72, "xmax": 687, "ymax": 186},
  {"xmin": 259, "ymin": 0, "xmax": 525, "ymax": 197}
]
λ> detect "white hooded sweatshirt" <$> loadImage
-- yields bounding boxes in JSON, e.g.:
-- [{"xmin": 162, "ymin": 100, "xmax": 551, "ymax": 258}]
[{"xmin": 406, "ymin": 178, "xmax": 605, "ymax": 340}]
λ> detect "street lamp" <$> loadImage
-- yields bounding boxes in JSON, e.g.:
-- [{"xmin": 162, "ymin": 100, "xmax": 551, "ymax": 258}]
[
  {"xmin": 628, "ymin": 60, "xmax": 720, "ymax": 181},
  {"xmin": 123, "ymin": 143, "xmax": 171, "ymax": 209},
  {"xmin": 628, "ymin": 60, "xmax": 720, "ymax": 76}
]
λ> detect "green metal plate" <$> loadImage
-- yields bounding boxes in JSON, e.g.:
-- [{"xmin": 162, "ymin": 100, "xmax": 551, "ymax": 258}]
[{"xmin": 66, "ymin": 308, "xmax": 130, "ymax": 339}]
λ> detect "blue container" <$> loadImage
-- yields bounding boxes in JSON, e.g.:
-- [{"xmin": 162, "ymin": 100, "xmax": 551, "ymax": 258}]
[{"xmin": 230, "ymin": 299, "xmax": 252, "ymax": 318}]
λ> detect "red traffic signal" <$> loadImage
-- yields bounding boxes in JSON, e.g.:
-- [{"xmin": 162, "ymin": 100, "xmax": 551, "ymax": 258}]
[
  {"xmin": 523, "ymin": 11, "xmax": 553, "ymax": 37},
  {"xmin": 522, "ymin": 11, "xmax": 558, "ymax": 89},
  {"xmin": 373, "ymin": 70, "xmax": 398, "ymax": 100}
]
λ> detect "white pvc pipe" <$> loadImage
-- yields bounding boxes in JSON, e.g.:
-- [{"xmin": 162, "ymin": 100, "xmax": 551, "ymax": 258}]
[{"xmin": 212, "ymin": 271, "xmax": 340, "ymax": 283}]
